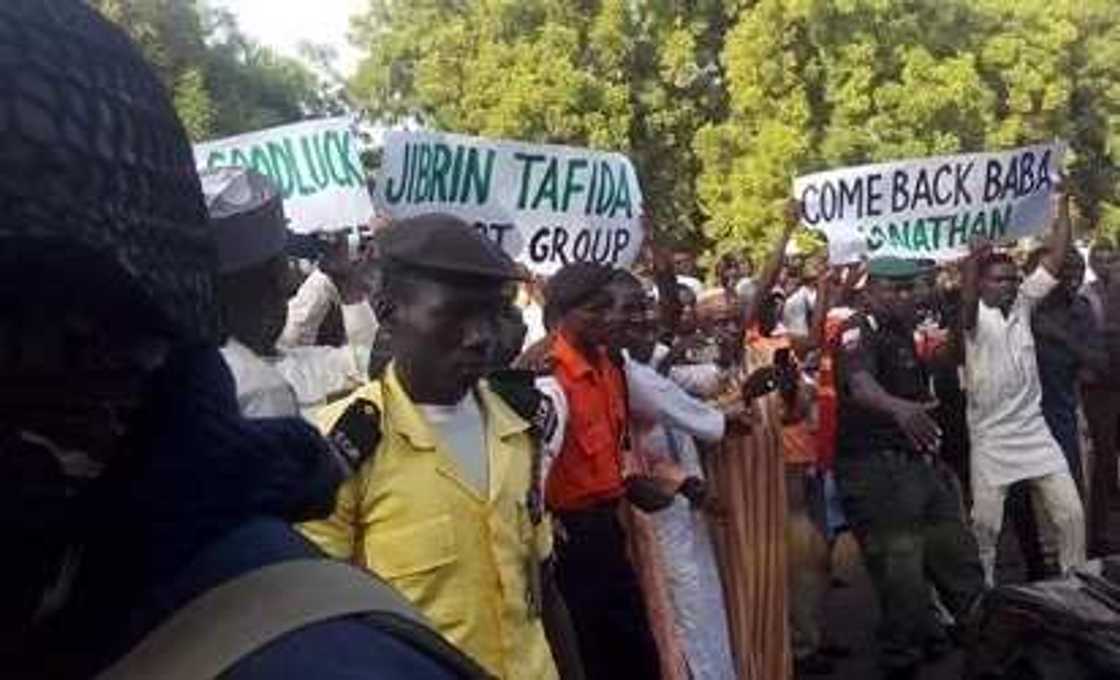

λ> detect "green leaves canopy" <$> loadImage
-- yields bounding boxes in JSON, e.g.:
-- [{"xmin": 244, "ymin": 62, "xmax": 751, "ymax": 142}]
[
  {"xmin": 91, "ymin": 0, "xmax": 344, "ymax": 141},
  {"xmin": 350, "ymin": 0, "xmax": 1120, "ymax": 254}
]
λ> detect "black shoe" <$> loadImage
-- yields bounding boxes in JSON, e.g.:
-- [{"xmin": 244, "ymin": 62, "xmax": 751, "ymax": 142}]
[{"xmin": 794, "ymin": 653, "xmax": 835, "ymax": 676}]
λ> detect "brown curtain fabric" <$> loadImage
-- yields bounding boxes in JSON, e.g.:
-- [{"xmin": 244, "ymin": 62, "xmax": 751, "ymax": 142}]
[{"xmin": 706, "ymin": 344, "xmax": 791, "ymax": 680}]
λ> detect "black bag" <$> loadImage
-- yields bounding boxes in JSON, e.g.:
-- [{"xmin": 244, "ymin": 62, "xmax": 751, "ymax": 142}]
[{"xmin": 969, "ymin": 558, "xmax": 1120, "ymax": 680}]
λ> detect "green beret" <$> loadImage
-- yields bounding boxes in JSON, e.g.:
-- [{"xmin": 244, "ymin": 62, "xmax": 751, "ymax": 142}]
[{"xmin": 866, "ymin": 256, "xmax": 926, "ymax": 280}]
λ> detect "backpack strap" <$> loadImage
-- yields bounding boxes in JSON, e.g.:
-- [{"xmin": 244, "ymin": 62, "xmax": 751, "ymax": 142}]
[{"xmin": 97, "ymin": 559, "xmax": 490, "ymax": 680}]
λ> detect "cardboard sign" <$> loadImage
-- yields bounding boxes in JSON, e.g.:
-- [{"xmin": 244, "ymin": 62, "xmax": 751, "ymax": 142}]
[
  {"xmin": 794, "ymin": 142, "xmax": 1067, "ymax": 263},
  {"xmin": 195, "ymin": 117, "xmax": 374, "ymax": 234},
  {"xmin": 376, "ymin": 130, "xmax": 645, "ymax": 274}
]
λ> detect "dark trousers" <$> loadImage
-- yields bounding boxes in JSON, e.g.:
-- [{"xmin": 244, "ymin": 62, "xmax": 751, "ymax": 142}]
[
  {"xmin": 1083, "ymin": 386, "xmax": 1120, "ymax": 556},
  {"xmin": 836, "ymin": 450, "xmax": 986, "ymax": 671},
  {"xmin": 553, "ymin": 503, "xmax": 661, "ymax": 680}
]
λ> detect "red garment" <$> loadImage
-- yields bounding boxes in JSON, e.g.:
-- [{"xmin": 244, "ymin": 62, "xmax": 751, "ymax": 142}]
[
  {"xmin": 816, "ymin": 309, "xmax": 854, "ymax": 469},
  {"xmin": 546, "ymin": 332, "xmax": 628, "ymax": 511}
]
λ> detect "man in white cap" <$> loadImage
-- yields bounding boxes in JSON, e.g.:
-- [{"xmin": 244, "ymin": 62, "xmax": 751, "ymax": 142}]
[{"xmin": 202, "ymin": 166, "xmax": 377, "ymax": 418}]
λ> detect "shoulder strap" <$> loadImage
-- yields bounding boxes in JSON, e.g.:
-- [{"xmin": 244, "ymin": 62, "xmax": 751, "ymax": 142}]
[{"xmin": 97, "ymin": 559, "xmax": 490, "ymax": 680}]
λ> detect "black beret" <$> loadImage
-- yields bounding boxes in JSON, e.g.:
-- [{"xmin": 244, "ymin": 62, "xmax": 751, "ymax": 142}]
[
  {"xmin": 544, "ymin": 262, "xmax": 616, "ymax": 324},
  {"xmin": 378, "ymin": 213, "xmax": 519, "ymax": 281}
]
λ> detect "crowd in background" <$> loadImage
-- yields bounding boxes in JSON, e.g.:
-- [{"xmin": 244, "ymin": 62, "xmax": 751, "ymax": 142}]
[{"xmin": 6, "ymin": 5, "xmax": 1120, "ymax": 680}]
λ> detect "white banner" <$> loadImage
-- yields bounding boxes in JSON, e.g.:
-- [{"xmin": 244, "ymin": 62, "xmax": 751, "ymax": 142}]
[
  {"xmin": 793, "ymin": 142, "xmax": 1066, "ymax": 264},
  {"xmin": 194, "ymin": 117, "xmax": 374, "ymax": 234},
  {"xmin": 375, "ymin": 130, "xmax": 645, "ymax": 275}
]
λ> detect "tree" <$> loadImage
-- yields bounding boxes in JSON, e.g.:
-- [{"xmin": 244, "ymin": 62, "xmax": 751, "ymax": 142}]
[
  {"xmin": 696, "ymin": 0, "xmax": 1120, "ymax": 257},
  {"xmin": 348, "ymin": 0, "xmax": 737, "ymax": 246},
  {"xmin": 91, "ymin": 0, "xmax": 347, "ymax": 141},
  {"xmin": 348, "ymin": 0, "xmax": 1120, "ymax": 257}
]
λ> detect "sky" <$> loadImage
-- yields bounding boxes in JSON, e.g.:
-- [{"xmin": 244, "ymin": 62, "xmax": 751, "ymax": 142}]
[{"xmin": 209, "ymin": 0, "xmax": 367, "ymax": 77}]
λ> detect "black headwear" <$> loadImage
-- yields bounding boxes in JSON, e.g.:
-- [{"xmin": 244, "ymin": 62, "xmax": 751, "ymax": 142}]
[
  {"xmin": 0, "ymin": 1, "xmax": 216, "ymax": 341},
  {"xmin": 377, "ymin": 213, "xmax": 520, "ymax": 282}
]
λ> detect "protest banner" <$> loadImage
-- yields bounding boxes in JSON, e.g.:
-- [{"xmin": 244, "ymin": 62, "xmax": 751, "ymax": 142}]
[
  {"xmin": 194, "ymin": 117, "xmax": 373, "ymax": 234},
  {"xmin": 793, "ymin": 142, "xmax": 1067, "ymax": 264},
  {"xmin": 375, "ymin": 130, "xmax": 645, "ymax": 274}
]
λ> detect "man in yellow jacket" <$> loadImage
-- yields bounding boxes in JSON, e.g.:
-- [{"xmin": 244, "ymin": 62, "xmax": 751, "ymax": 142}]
[{"xmin": 301, "ymin": 214, "xmax": 559, "ymax": 680}]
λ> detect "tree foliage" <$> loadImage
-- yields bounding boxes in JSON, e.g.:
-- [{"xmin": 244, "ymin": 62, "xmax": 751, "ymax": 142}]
[
  {"xmin": 349, "ymin": 0, "xmax": 732, "ymax": 246},
  {"xmin": 697, "ymin": 0, "xmax": 1120, "ymax": 257},
  {"xmin": 350, "ymin": 0, "xmax": 1120, "ymax": 254},
  {"xmin": 90, "ymin": 0, "xmax": 344, "ymax": 141}
]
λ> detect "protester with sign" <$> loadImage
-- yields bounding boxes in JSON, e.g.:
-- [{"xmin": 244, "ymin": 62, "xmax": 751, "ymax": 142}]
[
  {"xmin": 300, "ymin": 214, "xmax": 560, "ymax": 680},
  {"xmin": 195, "ymin": 117, "xmax": 375, "ymax": 234},
  {"xmin": 376, "ymin": 131, "xmax": 645, "ymax": 275},
  {"xmin": 961, "ymin": 187, "xmax": 1086, "ymax": 586},
  {"xmin": 795, "ymin": 143, "xmax": 1067, "ymax": 264},
  {"xmin": 202, "ymin": 166, "xmax": 376, "ymax": 418}
]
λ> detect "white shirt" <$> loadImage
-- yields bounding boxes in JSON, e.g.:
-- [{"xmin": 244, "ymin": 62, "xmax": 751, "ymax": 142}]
[
  {"xmin": 965, "ymin": 266, "xmax": 1068, "ymax": 486},
  {"xmin": 267, "ymin": 267, "xmax": 377, "ymax": 417},
  {"xmin": 734, "ymin": 277, "xmax": 756, "ymax": 303},
  {"xmin": 220, "ymin": 339, "xmax": 300, "ymax": 418},
  {"xmin": 275, "ymin": 344, "xmax": 371, "ymax": 418},
  {"xmin": 783, "ymin": 285, "xmax": 817, "ymax": 337},
  {"xmin": 419, "ymin": 395, "xmax": 488, "ymax": 494},
  {"xmin": 624, "ymin": 352, "xmax": 726, "ymax": 444},
  {"xmin": 279, "ymin": 269, "xmax": 379, "ymax": 350},
  {"xmin": 677, "ymin": 275, "xmax": 705, "ymax": 297},
  {"xmin": 649, "ymin": 343, "xmax": 726, "ymax": 399},
  {"xmin": 521, "ymin": 301, "xmax": 547, "ymax": 350}
]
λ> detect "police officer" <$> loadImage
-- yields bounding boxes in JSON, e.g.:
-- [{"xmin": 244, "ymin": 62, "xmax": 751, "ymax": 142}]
[
  {"xmin": 301, "ymin": 213, "xmax": 562, "ymax": 680},
  {"xmin": 834, "ymin": 257, "xmax": 985, "ymax": 680}
]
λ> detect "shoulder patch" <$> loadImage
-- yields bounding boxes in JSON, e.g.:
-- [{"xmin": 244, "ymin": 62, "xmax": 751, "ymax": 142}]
[{"xmin": 327, "ymin": 398, "xmax": 382, "ymax": 471}]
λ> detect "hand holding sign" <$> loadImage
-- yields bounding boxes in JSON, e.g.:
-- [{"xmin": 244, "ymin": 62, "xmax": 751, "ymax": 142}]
[
  {"xmin": 376, "ymin": 130, "xmax": 644, "ymax": 275},
  {"xmin": 793, "ymin": 142, "xmax": 1067, "ymax": 265}
]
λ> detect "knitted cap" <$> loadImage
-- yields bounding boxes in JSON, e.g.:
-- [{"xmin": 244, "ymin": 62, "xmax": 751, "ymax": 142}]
[{"xmin": 0, "ymin": 1, "xmax": 217, "ymax": 340}]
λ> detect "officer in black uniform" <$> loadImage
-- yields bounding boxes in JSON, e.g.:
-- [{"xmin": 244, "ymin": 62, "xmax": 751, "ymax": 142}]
[{"xmin": 834, "ymin": 257, "xmax": 985, "ymax": 680}]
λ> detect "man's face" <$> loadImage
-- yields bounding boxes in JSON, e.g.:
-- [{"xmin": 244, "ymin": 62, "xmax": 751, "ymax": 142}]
[
  {"xmin": 220, "ymin": 256, "xmax": 295, "ymax": 356},
  {"xmin": 563, "ymin": 289, "xmax": 615, "ymax": 350},
  {"xmin": 604, "ymin": 279, "xmax": 647, "ymax": 354},
  {"xmin": 867, "ymin": 277, "xmax": 918, "ymax": 326},
  {"xmin": 623, "ymin": 293, "xmax": 659, "ymax": 363},
  {"xmin": 802, "ymin": 255, "xmax": 826, "ymax": 284},
  {"xmin": 700, "ymin": 307, "xmax": 743, "ymax": 365},
  {"xmin": 673, "ymin": 252, "xmax": 697, "ymax": 277},
  {"xmin": 389, "ymin": 277, "xmax": 505, "ymax": 402},
  {"xmin": 676, "ymin": 287, "xmax": 698, "ymax": 334},
  {"xmin": 1090, "ymin": 244, "xmax": 1118, "ymax": 285},
  {"xmin": 980, "ymin": 262, "xmax": 1021, "ymax": 312},
  {"xmin": 720, "ymin": 259, "xmax": 742, "ymax": 287}
]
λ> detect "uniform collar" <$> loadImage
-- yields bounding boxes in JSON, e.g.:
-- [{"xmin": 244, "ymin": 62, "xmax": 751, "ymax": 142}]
[
  {"xmin": 552, "ymin": 331, "xmax": 605, "ymax": 380},
  {"xmin": 381, "ymin": 362, "xmax": 529, "ymax": 450},
  {"xmin": 382, "ymin": 362, "xmax": 530, "ymax": 503}
]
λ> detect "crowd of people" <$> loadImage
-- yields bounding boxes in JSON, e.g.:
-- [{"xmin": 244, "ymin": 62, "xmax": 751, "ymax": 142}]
[{"xmin": 6, "ymin": 4, "xmax": 1120, "ymax": 680}]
